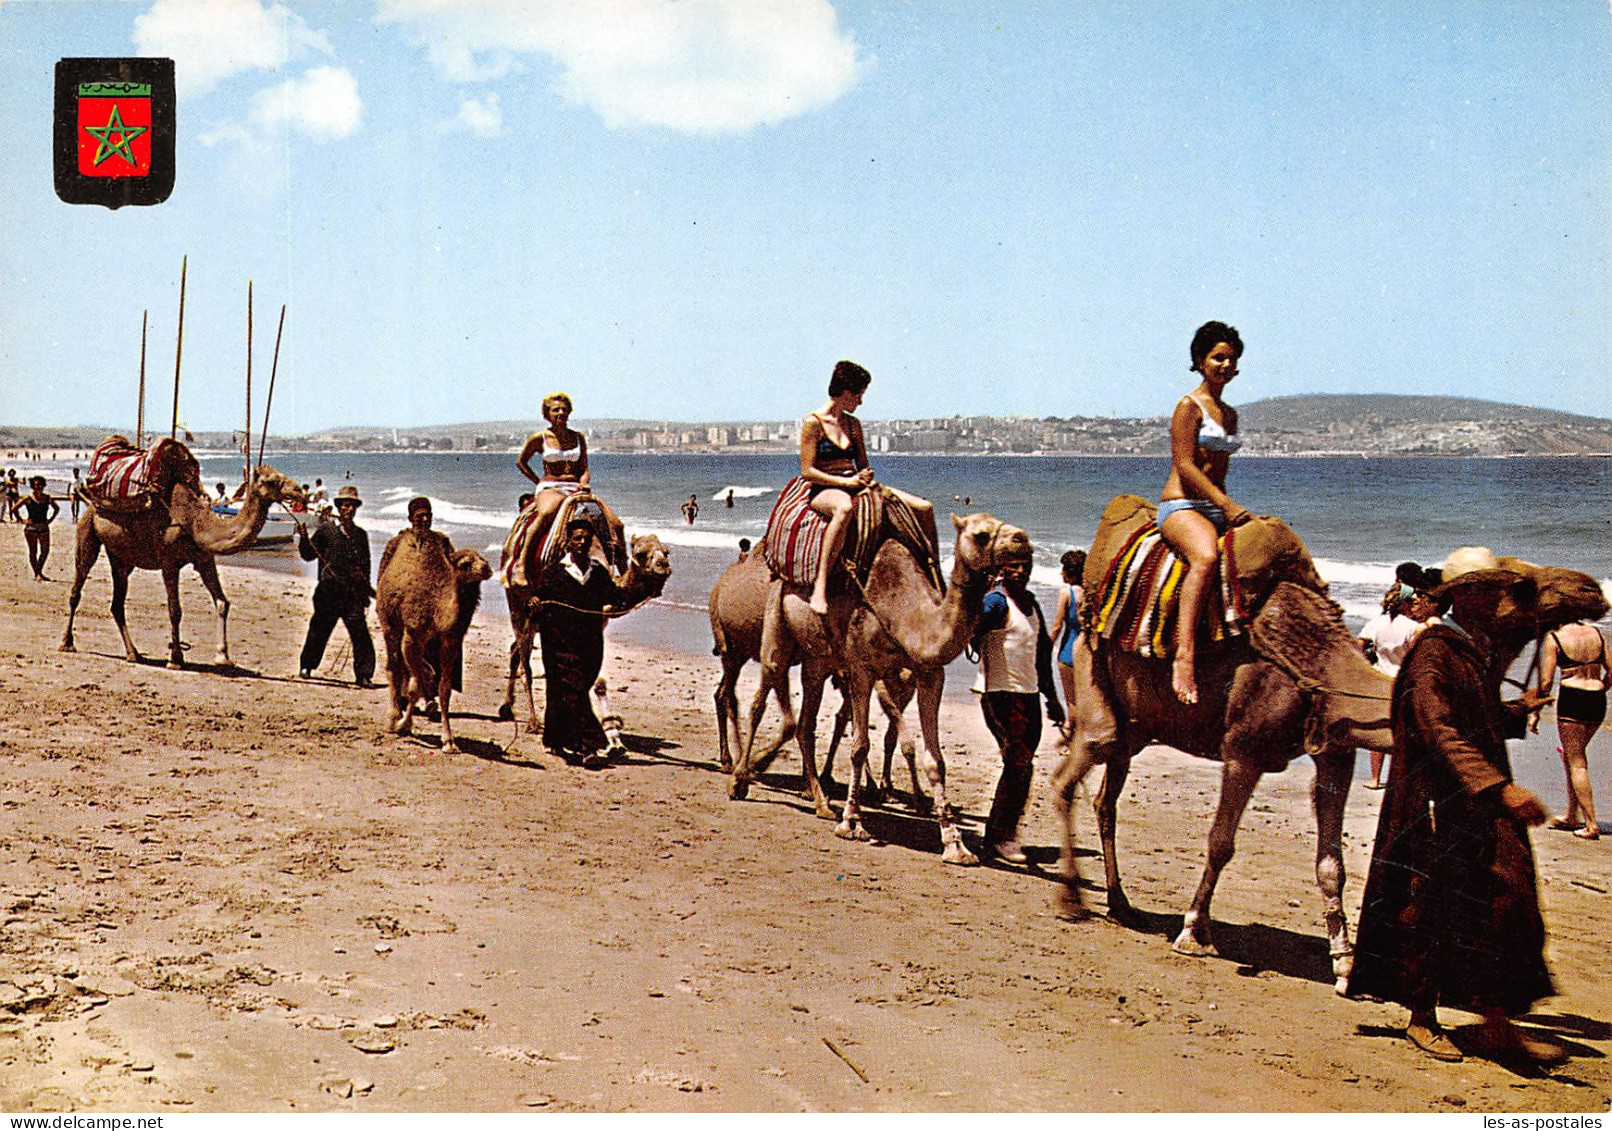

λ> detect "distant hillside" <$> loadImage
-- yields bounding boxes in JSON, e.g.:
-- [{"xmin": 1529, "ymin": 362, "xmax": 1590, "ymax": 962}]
[
  {"xmin": 1238, "ymin": 395, "xmax": 1612, "ymax": 456},
  {"xmin": 1240, "ymin": 394, "xmax": 1610, "ymax": 429}
]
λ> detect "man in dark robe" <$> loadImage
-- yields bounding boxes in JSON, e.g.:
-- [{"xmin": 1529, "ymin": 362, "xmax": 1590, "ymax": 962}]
[
  {"xmin": 1347, "ymin": 547, "xmax": 1559, "ymax": 1064},
  {"xmin": 297, "ymin": 485, "xmax": 375, "ymax": 686},
  {"xmin": 536, "ymin": 517, "xmax": 623, "ymax": 768}
]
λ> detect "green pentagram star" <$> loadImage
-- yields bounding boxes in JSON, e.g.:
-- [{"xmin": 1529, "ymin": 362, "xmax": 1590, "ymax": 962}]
[{"xmin": 83, "ymin": 104, "xmax": 147, "ymax": 167}]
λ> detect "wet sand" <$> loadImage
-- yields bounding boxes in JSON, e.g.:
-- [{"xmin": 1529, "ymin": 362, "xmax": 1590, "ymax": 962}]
[{"xmin": 1, "ymin": 523, "xmax": 1608, "ymax": 1112}]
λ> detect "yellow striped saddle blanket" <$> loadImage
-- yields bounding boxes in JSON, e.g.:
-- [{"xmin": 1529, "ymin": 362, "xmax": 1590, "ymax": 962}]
[{"xmin": 1091, "ymin": 523, "xmax": 1250, "ymax": 658}]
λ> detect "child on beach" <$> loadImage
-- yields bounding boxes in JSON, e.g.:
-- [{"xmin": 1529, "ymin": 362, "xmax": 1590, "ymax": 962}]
[{"xmin": 11, "ymin": 476, "xmax": 60, "ymax": 581}]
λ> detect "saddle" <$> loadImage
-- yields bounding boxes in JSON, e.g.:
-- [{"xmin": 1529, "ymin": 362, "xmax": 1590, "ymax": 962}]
[
  {"xmin": 1090, "ymin": 520, "xmax": 1251, "ymax": 658},
  {"xmin": 83, "ymin": 435, "xmax": 198, "ymax": 513},
  {"xmin": 500, "ymin": 488, "xmax": 615, "ymax": 590},
  {"xmin": 761, "ymin": 476, "xmax": 940, "ymax": 592}
]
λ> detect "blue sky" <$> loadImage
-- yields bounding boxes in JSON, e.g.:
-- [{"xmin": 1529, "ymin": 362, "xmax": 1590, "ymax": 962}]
[{"xmin": 2, "ymin": 1, "xmax": 1609, "ymax": 434}]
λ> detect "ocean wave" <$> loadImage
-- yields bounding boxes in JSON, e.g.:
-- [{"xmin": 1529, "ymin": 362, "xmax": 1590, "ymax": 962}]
[
  {"xmin": 375, "ymin": 493, "xmax": 517, "ymax": 529},
  {"xmin": 708, "ymin": 485, "xmax": 775, "ymax": 501},
  {"xmin": 622, "ymin": 523, "xmax": 754, "ymax": 551}
]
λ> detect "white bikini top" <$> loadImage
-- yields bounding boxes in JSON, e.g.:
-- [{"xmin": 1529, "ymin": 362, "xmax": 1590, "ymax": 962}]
[
  {"xmin": 543, "ymin": 440, "xmax": 583, "ymax": 464},
  {"xmin": 1187, "ymin": 394, "xmax": 1242, "ymax": 454}
]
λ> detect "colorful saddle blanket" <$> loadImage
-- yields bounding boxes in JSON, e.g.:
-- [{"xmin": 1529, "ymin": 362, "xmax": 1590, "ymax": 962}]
[
  {"xmin": 83, "ymin": 436, "xmax": 194, "ymax": 511},
  {"xmin": 762, "ymin": 476, "xmax": 940, "ymax": 590},
  {"xmin": 1090, "ymin": 523, "xmax": 1250, "ymax": 658},
  {"xmin": 500, "ymin": 486, "xmax": 612, "ymax": 590}
]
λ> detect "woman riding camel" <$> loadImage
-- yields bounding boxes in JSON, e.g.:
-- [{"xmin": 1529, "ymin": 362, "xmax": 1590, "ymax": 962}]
[
  {"xmin": 1158, "ymin": 321, "xmax": 1253, "ymax": 704},
  {"xmin": 800, "ymin": 360, "xmax": 937, "ymax": 616},
  {"xmin": 516, "ymin": 392, "xmax": 626, "ymax": 574}
]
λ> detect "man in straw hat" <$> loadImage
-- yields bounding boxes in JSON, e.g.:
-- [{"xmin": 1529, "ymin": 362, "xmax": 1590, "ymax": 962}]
[
  {"xmin": 296, "ymin": 485, "xmax": 376, "ymax": 687},
  {"xmin": 1347, "ymin": 547, "xmax": 1561, "ymax": 1064}
]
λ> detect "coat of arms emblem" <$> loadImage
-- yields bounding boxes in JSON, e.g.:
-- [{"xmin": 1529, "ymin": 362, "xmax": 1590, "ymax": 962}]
[{"xmin": 54, "ymin": 57, "xmax": 175, "ymax": 209}]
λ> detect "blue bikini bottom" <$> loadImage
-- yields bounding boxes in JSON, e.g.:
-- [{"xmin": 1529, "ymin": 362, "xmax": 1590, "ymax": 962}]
[{"xmin": 1157, "ymin": 497, "xmax": 1228, "ymax": 533}]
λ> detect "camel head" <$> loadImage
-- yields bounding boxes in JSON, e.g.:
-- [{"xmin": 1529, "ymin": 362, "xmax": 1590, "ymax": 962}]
[
  {"xmin": 628, "ymin": 533, "xmax": 673, "ymax": 597},
  {"xmin": 249, "ymin": 464, "xmax": 309, "ymax": 508},
  {"xmin": 450, "ymin": 548, "xmax": 493, "ymax": 586},
  {"xmin": 1492, "ymin": 556, "xmax": 1609, "ymax": 642},
  {"xmin": 950, "ymin": 512, "xmax": 1031, "ymax": 579}
]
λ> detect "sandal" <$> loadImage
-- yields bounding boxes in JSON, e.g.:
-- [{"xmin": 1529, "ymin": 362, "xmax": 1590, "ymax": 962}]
[{"xmin": 1407, "ymin": 1022, "xmax": 1463, "ymax": 1062}]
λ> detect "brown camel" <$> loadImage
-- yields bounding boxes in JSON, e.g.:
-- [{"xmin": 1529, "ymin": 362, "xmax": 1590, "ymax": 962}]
[
  {"xmin": 376, "ymin": 528, "xmax": 493, "ymax": 755},
  {"xmin": 497, "ymin": 532, "xmax": 671, "ymax": 732},
  {"xmin": 709, "ymin": 547, "xmax": 921, "ymax": 811},
  {"xmin": 60, "ymin": 450, "xmax": 307, "ymax": 669},
  {"xmin": 740, "ymin": 512, "xmax": 1031, "ymax": 864},
  {"xmin": 1052, "ymin": 494, "xmax": 1610, "ymax": 992}
]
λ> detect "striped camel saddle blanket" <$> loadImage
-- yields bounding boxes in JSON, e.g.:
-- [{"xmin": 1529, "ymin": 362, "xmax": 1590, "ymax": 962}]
[
  {"xmin": 762, "ymin": 477, "xmax": 940, "ymax": 590},
  {"xmin": 83, "ymin": 436, "xmax": 196, "ymax": 512},
  {"xmin": 500, "ymin": 486, "xmax": 611, "ymax": 590},
  {"xmin": 1090, "ymin": 523, "xmax": 1251, "ymax": 658}
]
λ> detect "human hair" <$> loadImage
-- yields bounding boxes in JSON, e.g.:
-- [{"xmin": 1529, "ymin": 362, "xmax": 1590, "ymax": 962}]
[
  {"xmin": 1060, "ymin": 549, "xmax": 1086, "ymax": 578},
  {"xmin": 1190, "ymin": 321, "xmax": 1244, "ymax": 372},
  {"xmin": 565, "ymin": 516, "xmax": 594, "ymax": 534},
  {"xmin": 828, "ymin": 360, "xmax": 872, "ymax": 398},
  {"xmin": 407, "ymin": 496, "xmax": 432, "ymax": 517},
  {"xmin": 739, "ymin": 538, "xmax": 751, "ymax": 552},
  {"xmin": 542, "ymin": 392, "xmax": 574, "ymax": 422}
]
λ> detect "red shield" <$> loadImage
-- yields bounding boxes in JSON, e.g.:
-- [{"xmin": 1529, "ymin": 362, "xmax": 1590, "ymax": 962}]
[{"xmin": 77, "ymin": 85, "xmax": 153, "ymax": 178}]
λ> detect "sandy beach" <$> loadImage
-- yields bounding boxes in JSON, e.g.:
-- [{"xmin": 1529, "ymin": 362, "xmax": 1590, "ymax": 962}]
[{"xmin": 1, "ymin": 523, "xmax": 1609, "ymax": 1113}]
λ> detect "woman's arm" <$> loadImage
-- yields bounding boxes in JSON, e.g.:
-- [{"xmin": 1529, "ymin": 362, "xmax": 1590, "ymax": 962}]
[
  {"xmin": 47, "ymin": 498, "xmax": 60, "ymax": 522},
  {"xmin": 1537, "ymin": 633, "xmax": 1559, "ymax": 693},
  {"xmin": 1051, "ymin": 586, "xmax": 1072, "ymax": 652},
  {"xmin": 848, "ymin": 415, "xmax": 872, "ymax": 476},
  {"xmin": 576, "ymin": 433, "xmax": 591, "ymax": 488},
  {"xmin": 516, "ymin": 432, "xmax": 545, "ymax": 486}
]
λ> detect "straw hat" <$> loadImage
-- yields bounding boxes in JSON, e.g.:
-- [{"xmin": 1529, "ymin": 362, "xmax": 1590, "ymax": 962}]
[
  {"xmin": 1434, "ymin": 546, "xmax": 1521, "ymax": 594},
  {"xmin": 333, "ymin": 485, "xmax": 362, "ymax": 507}
]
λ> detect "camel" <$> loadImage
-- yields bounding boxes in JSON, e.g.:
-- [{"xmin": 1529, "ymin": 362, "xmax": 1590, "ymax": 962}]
[
  {"xmin": 709, "ymin": 547, "xmax": 922, "ymax": 815},
  {"xmin": 1051, "ymin": 494, "xmax": 1610, "ymax": 991},
  {"xmin": 739, "ymin": 512, "xmax": 1031, "ymax": 864},
  {"xmin": 60, "ymin": 448, "xmax": 307, "ymax": 669},
  {"xmin": 497, "ymin": 532, "xmax": 671, "ymax": 732},
  {"xmin": 376, "ymin": 530, "xmax": 493, "ymax": 755}
]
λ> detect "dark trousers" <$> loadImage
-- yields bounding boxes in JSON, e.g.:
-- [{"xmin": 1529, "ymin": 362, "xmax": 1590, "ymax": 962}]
[
  {"xmin": 300, "ymin": 584, "xmax": 375, "ymax": 682},
  {"xmin": 980, "ymin": 690, "xmax": 1041, "ymax": 844}
]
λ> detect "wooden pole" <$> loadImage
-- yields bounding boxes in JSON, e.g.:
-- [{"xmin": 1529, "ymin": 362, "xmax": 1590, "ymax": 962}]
[
  {"xmin": 170, "ymin": 255, "xmax": 187, "ymax": 439},
  {"xmin": 244, "ymin": 279, "xmax": 253, "ymax": 485},
  {"xmin": 136, "ymin": 310, "xmax": 148, "ymax": 448},
  {"xmin": 258, "ymin": 305, "xmax": 286, "ymax": 467}
]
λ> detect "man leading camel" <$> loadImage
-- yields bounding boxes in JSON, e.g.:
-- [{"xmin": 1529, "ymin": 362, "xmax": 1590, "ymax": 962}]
[
  {"xmin": 1347, "ymin": 547, "xmax": 1560, "ymax": 1065},
  {"xmin": 536, "ymin": 517, "xmax": 627, "ymax": 768},
  {"xmin": 297, "ymin": 485, "xmax": 376, "ymax": 687}
]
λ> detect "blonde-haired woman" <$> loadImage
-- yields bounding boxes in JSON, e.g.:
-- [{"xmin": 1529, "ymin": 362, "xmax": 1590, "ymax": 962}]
[{"xmin": 517, "ymin": 392, "xmax": 626, "ymax": 573}]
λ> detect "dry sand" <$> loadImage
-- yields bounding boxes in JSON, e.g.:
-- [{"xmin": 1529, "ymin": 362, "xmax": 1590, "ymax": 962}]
[{"xmin": 0, "ymin": 523, "xmax": 1608, "ymax": 1113}]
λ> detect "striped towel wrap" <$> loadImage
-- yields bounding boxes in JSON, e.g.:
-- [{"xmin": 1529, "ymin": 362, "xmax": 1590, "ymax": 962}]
[
  {"xmin": 1091, "ymin": 523, "xmax": 1249, "ymax": 658},
  {"xmin": 763, "ymin": 477, "xmax": 941, "ymax": 591},
  {"xmin": 500, "ymin": 484, "xmax": 609, "ymax": 590}
]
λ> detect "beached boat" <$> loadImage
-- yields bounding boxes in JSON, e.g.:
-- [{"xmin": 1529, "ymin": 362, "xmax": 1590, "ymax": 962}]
[{"xmin": 210, "ymin": 503, "xmax": 301, "ymax": 547}]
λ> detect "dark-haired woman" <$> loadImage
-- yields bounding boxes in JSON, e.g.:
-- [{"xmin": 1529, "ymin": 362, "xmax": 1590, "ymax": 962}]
[
  {"xmin": 1050, "ymin": 548, "xmax": 1087, "ymax": 732},
  {"xmin": 800, "ymin": 360, "xmax": 935, "ymax": 615},
  {"xmin": 1537, "ymin": 620, "xmax": 1607, "ymax": 839},
  {"xmin": 11, "ymin": 476, "xmax": 59, "ymax": 581},
  {"xmin": 1158, "ymin": 321, "xmax": 1252, "ymax": 704}
]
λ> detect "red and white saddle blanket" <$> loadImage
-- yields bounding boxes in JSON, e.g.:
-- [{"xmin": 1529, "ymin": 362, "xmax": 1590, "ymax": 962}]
[
  {"xmin": 83, "ymin": 436, "xmax": 190, "ymax": 511},
  {"xmin": 1090, "ymin": 523, "xmax": 1250, "ymax": 658},
  {"xmin": 761, "ymin": 477, "xmax": 825, "ymax": 586},
  {"xmin": 500, "ymin": 486, "xmax": 612, "ymax": 590},
  {"xmin": 761, "ymin": 477, "xmax": 940, "ymax": 590}
]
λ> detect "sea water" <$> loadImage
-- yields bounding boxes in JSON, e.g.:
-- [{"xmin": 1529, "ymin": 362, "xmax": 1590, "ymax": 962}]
[{"xmin": 29, "ymin": 449, "xmax": 1612, "ymax": 810}]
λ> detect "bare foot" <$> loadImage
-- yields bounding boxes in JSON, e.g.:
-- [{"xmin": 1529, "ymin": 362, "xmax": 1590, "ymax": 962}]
[
  {"xmin": 1549, "ymin": 817, "xmax": 1584, "ymax": 831},
  {"xmin": 1171, "ymin": 656, "xmax": 1198, "ymax": 705},
  {"xmin": 1363, "ymin": 780, "xmax": 1384, "ymax": 790},
  {"xmin": 1574, "ymin": 826, "xmax": 1600, "ymax": 841},
  {"xmin": 808, "ymin": 593, "xmax": 829, "ymax": 616}
]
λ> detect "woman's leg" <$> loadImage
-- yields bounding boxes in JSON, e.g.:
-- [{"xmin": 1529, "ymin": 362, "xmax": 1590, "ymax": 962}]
[
  {"xmin": 1558, "ymin": 717, "xmax": 1599, "ymax": 837},
  {"xmin": 24, "ymin": 528, "xmax": 43, "ymax": 579},
  {"xmin": 1057, "ymin": 660, "xmax": 1077, "ymax": 736},
  {"xmin": 1366, "ymin": 749, "xmax": 1386, "ymax": 789},
  {"xmin": 809, "ymin": 488, "xmax": 854, "ymax": 615},
  {"xmin": 1160, "ymin": 508, "xmax": 1221, "ymax": 705},
  {"xmin": 36, "ymin": 528, "xmax": 49, "ymax": 579}
]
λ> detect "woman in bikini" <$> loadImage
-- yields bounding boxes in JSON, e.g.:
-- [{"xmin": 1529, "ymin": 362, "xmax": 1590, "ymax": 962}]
[
  {"xmin": 516, "ymin": 392, "xmax": 627, "ymax": 573},
  {"xmin": 800, "ymin": 360, "xmax": 935, "ymax": 616},
  {"xmin": 1050, "ymin": 548, "xmax": 1087, "ymax": 735},
  {"xmin": 1158, "ymin": 321, "xmax": 1253, "ymax": 704},
  {"xmin": 1536, "ymin": 619, "xmax": 1608, "ymax": 839},
  {"xmin": 11, "ymin": 475, "xmax": 59, "ymax": 581}
]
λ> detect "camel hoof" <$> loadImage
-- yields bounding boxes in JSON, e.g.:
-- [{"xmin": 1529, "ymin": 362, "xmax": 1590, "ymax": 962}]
[
  {"xmin": 728, "ymin": 778, "xmax": 750, "ymax": 801},
  {"xmin": 495, "ymin": 703, "xmax": 515, "ymax": 722},
  {"xmin": 941, "ymin": 842, "xmax": 979, "ymax": 866},
  {"xmin": 59, "ymin": 642, "xmax": 76, "ymax": 653},
  {"xmin": 1052, "ymin": 887, "xmax": 1092, "ymax": 923},
  {"xmin": 1331, "ymin": 953, "xmax": 1354, "ymax": 996},
  {"xmin": 813, "ymin": 802, "xmax": 837, "ymax": 821},
  {"xmin": 1171, "ymin": 930, "xmax": 1217, "ymax": 958},
  {"xmin": 524, "ymin": 721, "xmax": 541, "ymax": 736},
  {"xmin": 166, "ymin": 659, "xmax": 183, "ymax": 671},
  {"xmin": 442, "ymin": 741, "xmax": 460, "ymax": 756},
  {"xmin": 909, "ymin": 793, "xmax": 934, "ymax": 815},
  {"xmin": 834, "ymin": 821, "xmax": 870, "ymax": 842},
  {"xmin": 719, "ymin": 757, "xmax": 733, "ymax": 774}
]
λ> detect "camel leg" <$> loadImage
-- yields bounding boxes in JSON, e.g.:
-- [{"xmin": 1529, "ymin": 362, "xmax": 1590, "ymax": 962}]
[
  {"xmin": 498, "ymin": 637, "xmax": 520, "ymax": 722},
  {"xmin": 519, "ymin": 627, "xmax": 541, "ymax": 733},
  {"xmin": 1311, "ymin": 746, "xmax": 1356, "ymax": 993},
  {"xmin": 437, "ymin": 641, "xmax": 461, "ymax": 754},
  {"xmin": 191, "ymin": 555, "xmax": 232, "ymax": 666},
  {"xmin": 1174, "ymin": 756, "xmax": 1264, "ymax": 955},
  {"xmin": 61, "ymin": 517, "xmax": 103, "ymax": 653},
  {"xmin": 713, "ymin": 654, "xmax": 740, "ymax": 774},
  {"xmin": 910, "ymin": 668, "xmax": 976, "ymax": 865},
  {"xmin": 820, "ymin": 693, "xmax": 850, "ymax": 791},
  {"xmin": 834, "ymin": 669, "xmax": 875, "ymax": 842},
  {"xmin": 384, "ymin": 629, "xmax": 411, "ymax": 734},
  {"xmin": 1049, "ymin": 739, "xmax": 1101, "ymax": 920},
  {"xmin": 795, "ymin": 661, "xmax": 835, "ymax": 820},
  {"xmin": 159, "ymin": 564, "xmax": 185, "ymax": 669},
  {"xmin": 1091, "ymin": 742, "xmax": 1141, "ymax": 920},
  {"xmin": 107, "ymin": 557, "xmax": 145, "ymax": 663},
  {"xmin": 393, "ymin": 632, "xmax": 424, "ymax": 737}
]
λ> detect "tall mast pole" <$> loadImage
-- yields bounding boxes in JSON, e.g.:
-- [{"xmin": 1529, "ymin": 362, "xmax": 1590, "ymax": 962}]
[
  {"xmin": 259, "ymin": 305, "xmax": 286, "ymax": 467},
  {"xmin": 244, "ymin": 279, "xmax": 253, "ymax": 484},
  {"xmin": 136, "ymin": 310, "xmax": 148, "ymax": 447},
  {"xmin": 170, "ymin": 254, "xmax": 187, "ymax": 439}
]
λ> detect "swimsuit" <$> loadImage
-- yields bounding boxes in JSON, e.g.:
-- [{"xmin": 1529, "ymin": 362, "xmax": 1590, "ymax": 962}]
[
  {"xmin": 809, "ymin": 415, "xmax": 863, "ymax": 495},
  {"xmin": 542, "ymin": 441, "xmax": 583, "ymax": 464},
  {"xmin": 1552, "ymin": 629, "xmax": 1609, "ymax": 725},
  {"xmin": 1057, "ymin": 582, "xmax": 1082, "ymax": 666},
  {"xmin": 1187, "ymin": 393, "xmax": 1242, "ymax": 454},
  {"xmin": 1156, "ymin": 496, "xmax": 1228, "ymax": 533}
]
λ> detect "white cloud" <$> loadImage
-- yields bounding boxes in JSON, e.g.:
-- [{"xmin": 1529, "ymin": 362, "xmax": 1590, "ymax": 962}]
[
  {"xmin": 252, "ymin": 66, "xmax": 363, "ymax": 140},
  {"xmin": 444, "ymin": 93, "xmax": 503, "ymax": 138},
  {"xmin": 135, "ymin": 0, "xmax": 332, "ymax": 99},
  {"xmin": 375, "ymin": 0, "xmax": 864, "ymax": 135}
]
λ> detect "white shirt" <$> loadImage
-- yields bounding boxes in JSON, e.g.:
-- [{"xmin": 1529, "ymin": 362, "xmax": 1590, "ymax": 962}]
[
  {"xmin": 1361, "ymin": 611, "xmax": 1426, "ymax": 676},
  {"xmin": 973, "ymin": 594, "xmax": 1042, "ymax": 695}
]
